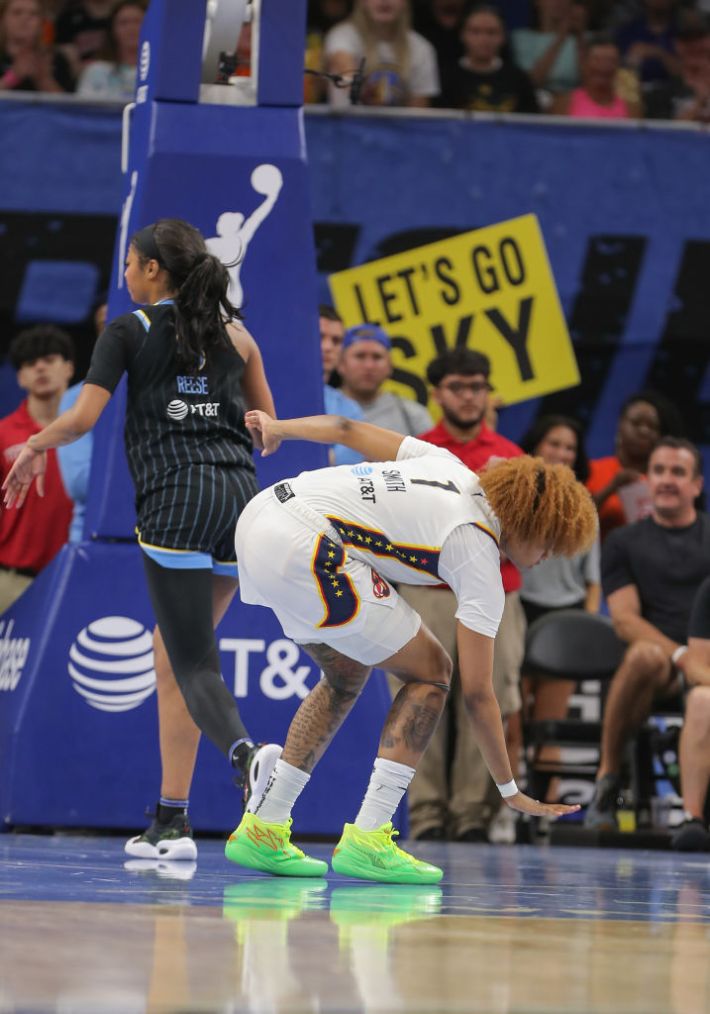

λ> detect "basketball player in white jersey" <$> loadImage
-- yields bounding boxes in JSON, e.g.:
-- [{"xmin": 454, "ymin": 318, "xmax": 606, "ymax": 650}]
[{"xmin": 225, "ymin": 411, "xmax": 598, "ymax": 884}]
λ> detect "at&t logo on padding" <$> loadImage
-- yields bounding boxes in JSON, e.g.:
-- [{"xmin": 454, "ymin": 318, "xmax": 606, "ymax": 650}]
[
  {"xmin": 68, "ymin": 616, "xmax": 156, "ymax": 713},
  {"xmin": 0, "ymin": 618, "xmax": 30, "ymax": 692}
]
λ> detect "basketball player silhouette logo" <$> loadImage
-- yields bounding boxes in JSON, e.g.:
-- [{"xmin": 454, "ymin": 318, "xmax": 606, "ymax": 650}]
[{"xmin": 207, "ymin": 163, "xmax": 283, "ymax": 306}]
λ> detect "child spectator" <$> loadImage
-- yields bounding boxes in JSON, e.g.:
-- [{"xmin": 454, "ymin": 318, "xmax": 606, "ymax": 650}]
[
  {"xmin": 324, "ymin": 0, "xmax": 440, "ymax": 107},
  {"xmin": 0, "ymin": 0, "xmax": 74, "ymax": 92},
  {"xmin": 76, "ymin": 0, "xmax": 144, "ymax": 101},
  {"xmin": 551, "ymin": 34, "xmax": 642, "ymax": 117},
  {"xmin": 439, "ymin": 3, "xmax": 539, "ymax": 111},
  {"xmin": 0, "ymin": 326, "xmax": 74, "ymax": 612}
]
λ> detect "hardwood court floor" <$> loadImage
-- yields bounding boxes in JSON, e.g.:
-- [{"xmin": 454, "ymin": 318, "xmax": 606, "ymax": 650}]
[{"xmin": 2, "ymin": 832, "xmax": 710, "ymax": 1013}]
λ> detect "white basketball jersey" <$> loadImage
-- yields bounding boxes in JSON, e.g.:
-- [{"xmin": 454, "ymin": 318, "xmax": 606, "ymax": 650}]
[{"xmin": 289, "ymin": 436, "xmax": 501, "ymax": 587}]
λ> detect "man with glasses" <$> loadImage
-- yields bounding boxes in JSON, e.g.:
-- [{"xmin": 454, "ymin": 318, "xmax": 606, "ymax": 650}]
[{"xmin": 403, "ymin": 347, "xmax": 526, "ymax": 843}]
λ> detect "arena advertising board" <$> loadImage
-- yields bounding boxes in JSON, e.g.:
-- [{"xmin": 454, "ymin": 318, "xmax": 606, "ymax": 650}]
[{"xmin": 329, "ymin": 214, "xmax": 579, "ymax": 409}]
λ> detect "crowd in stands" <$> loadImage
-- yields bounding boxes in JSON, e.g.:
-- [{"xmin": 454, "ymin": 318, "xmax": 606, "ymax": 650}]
[
  {"xmin": 0, "ymin": 0, "xmax": 709, "ymax": 121},
  {"xmin": 0, "ymin": 0, "xmax": 145, "ymax": 100},
  {"xmin": 305, "ymin": 0, "xmax": 710, "ymax": 121}
]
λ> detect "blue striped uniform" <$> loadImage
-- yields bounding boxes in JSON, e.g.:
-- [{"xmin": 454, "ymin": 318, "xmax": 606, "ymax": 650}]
[{"xmin": 85, "ymin": 302, "xmax": 258, "ymax": 572}]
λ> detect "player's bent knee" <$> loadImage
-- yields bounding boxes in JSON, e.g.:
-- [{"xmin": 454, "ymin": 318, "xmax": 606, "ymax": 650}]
[
  {"xmin": 319, "ymin": 654, "xmax": 371, "ymax": 699},
  {"xmin": 323, "ymin": 668, "xmax": 369, "ymax": 700},
  {"xmin": 433, "ymin": 646, "xmax": 453, "ymax": 689},
  {"xmin": 409, "ymin": 637, "xmax": 451, "ymax": 687}
]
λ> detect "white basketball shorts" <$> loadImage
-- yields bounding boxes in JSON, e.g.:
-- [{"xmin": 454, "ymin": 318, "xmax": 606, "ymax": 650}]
[{"xmin": 235, "ymin": 485, "xmax": 421, "ymax": 666}]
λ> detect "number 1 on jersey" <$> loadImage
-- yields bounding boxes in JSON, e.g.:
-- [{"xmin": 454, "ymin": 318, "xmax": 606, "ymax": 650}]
[{"xmin": 410, "ymin": 478, "xmax": 460, "ymax": 494}]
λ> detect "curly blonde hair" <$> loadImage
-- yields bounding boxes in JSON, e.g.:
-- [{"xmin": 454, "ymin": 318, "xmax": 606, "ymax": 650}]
[{"xmin": 478, "ymin": 455, "xmax": 598, "ymax": 557}]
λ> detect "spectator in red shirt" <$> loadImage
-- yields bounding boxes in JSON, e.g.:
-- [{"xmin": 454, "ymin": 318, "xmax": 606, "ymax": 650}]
[
  {"xmin": 0, "ymin": 325, "xmax": 74, "ymax": 612},
  {"xmin": 402, "ymin": 346, "xmax": 526, "ymax": 842},
  {"xmin": 586, "ymin": 388, "xmax": 685, "ymax": 541}
]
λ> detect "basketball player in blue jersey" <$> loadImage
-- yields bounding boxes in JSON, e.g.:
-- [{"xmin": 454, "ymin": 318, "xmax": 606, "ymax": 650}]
[
  {"xmin": 223, "ymin": 410, "xmax": 598, "ymax": 884},
  {"xmin": 3, "ymin": 218, "xmax": 282, "ymax": 862}
]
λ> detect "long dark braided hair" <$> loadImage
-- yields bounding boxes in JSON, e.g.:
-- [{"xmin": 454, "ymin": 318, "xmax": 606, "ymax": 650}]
[{"xmin": 131, "ymin": 218, "xmax": 242, "ymax": 370}]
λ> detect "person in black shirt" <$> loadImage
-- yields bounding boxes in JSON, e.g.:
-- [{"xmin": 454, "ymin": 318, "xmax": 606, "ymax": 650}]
[
  {"xmin": 585, "ymin": 437, "xmax": 710, "ymax": 831},
  {"xmin": 3, "ymin": 218, "xmax": 281, "ymax": 862},
  {"xmin": 438, "ymin": 3, "xmax": 539, "ymax": 113}
]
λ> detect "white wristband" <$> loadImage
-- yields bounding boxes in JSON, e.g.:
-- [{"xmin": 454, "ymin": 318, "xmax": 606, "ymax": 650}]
[
  {"xmin": 497, "ymin": 778, "xmax": 518, "ymax": 798},
  {"xmin": 671, "ymin": 645, "xmax": 688, "ymax": 665}
]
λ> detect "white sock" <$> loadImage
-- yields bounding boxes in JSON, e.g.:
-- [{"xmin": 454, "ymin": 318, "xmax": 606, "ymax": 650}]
[
  {"xmin": 354, "ymin": 758, "xmax": 416, "ymax": 831},
  {"xmin": 250, "ymin": 759, "xmax": 310, "ymax": 823}
]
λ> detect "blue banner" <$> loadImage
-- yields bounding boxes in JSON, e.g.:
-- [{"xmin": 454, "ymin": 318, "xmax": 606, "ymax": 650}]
[{"xmin": 2, "ymin": 107, "xmax": 709, "ymax": 461}]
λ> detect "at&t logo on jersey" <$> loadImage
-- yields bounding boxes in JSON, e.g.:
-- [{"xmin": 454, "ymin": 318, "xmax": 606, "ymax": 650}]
[
  {"xmin": 166, "ymin": 399, "xmax": 220, "ymax": 421},
  {"xmin": 167, "ymin": 399, "xmax": 189, "ymax": 421},
  {"xmin": 68, "ymin": 616, "xmax": 156, "ymax": 713},
  {"xmin": 0, "ymin": 618, "xmax": 30, "ymax": 692}
]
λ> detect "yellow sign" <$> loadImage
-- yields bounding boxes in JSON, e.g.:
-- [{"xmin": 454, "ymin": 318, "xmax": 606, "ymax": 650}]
[{"xmin": 329, "ymin": 214, "xmax": 579, "ymax": 409}]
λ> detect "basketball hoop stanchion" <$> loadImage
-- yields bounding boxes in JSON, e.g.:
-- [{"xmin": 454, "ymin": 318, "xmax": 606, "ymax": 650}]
[
  {"xmin": 91, "ymin": 0, "xmax": 323, "ymax": 533},
  {"xmin": 0, "ymin": 0, "xmax": 398, "ymax": 837}
]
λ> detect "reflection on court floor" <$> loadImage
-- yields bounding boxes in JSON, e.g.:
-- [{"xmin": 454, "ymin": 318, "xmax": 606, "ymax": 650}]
[{"xmin": 2, "ymin": 834, "xmax": 710, "ymax": 1012}]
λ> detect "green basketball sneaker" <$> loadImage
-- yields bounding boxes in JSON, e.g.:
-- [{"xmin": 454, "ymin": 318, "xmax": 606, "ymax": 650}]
[
  {"xmin": 225, "ymin": 812, "xmax": 328, "ymax": 878},
  {"xmin": 331, "ymin": 823, "xmax": 444, "ymax": 885}
]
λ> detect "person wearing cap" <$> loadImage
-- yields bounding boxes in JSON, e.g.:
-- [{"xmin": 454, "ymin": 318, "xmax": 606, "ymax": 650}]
[
  {"xmin": 401, "ymin": 346, "xmax": 527, "ymax": 843},
  {"xmin": 0, "ymin": 325, "xmax": 75, "ymax": 613},
  {"xmin": 338, "ymin": 323, "xmax": 434, "ymax": 437}
]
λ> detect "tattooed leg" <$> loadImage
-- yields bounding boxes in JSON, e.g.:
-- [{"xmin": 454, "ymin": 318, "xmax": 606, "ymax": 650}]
[
  {"xmin": 281, "ymin": 643, "xmax": 371, "ymax": 773},
  {"xmin": 380, "ymin": 622, "xmax": 452, "ymax": 768},
  {"xmin": 379, "ymin": 683, "xmax": 448, "ymax": 768}
]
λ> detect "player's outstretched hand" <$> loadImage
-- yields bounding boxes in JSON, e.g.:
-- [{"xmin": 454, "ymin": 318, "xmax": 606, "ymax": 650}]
[
  {"xmin": 2, "ymin": 444, "xmax": 47, "ymax": 508},
  {"xmin": 245, "ymin": 410, "xmax": 282, "ymax": 457},
  {"xmin": 504, "ymin": 791, "xmax": 581, "ymax": 819}
]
